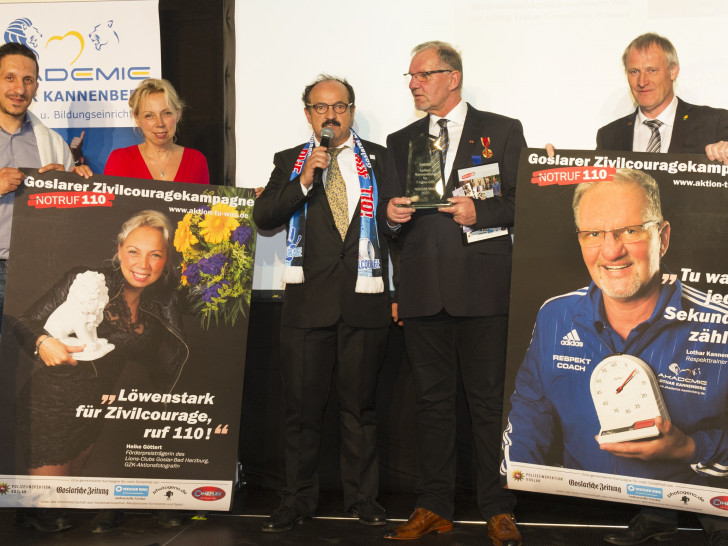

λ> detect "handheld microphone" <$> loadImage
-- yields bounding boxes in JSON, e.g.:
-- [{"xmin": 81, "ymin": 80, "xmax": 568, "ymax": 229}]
[{"xmin": 313, "ymin": 127, "xmax": 335, "ymax": 186}]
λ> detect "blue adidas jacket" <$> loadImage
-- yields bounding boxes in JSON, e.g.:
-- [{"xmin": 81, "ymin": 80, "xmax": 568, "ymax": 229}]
[{"xmin": 504, "ymin": 279, "xmax": 728, "ymax": 485}]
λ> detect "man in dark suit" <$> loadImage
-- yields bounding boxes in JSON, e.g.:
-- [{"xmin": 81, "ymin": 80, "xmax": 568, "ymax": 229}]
[
  {"xmin": 379, "ymin": 41, "xmax": 525, "ymax": 545},
  {"xmin": 596, "ymin": 33, "xmax": 728, "ymax": 161},
  {"xmin": 253, "ymin": 75, "xmax": 390, "ymax": 533},
  {"xmin": 595, "ymin": 33, "xmax": 728, "ymax": 546}
]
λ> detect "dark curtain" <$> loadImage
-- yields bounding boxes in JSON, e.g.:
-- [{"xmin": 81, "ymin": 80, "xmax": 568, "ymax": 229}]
[{"xmin": 158, "ymin": 0, "xmax": 235, "ymax": 186}]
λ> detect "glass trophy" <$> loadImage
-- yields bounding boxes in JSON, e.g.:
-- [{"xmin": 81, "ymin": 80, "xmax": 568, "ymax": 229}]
[{"xmin": 397, "ymin": 133, "xmax": 453, "ymax": 208}]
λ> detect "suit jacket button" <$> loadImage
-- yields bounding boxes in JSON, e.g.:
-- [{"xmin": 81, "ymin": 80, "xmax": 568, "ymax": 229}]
[{"xmin": 340, "ymin": 253, "xmax": 345, "ymax": 259}]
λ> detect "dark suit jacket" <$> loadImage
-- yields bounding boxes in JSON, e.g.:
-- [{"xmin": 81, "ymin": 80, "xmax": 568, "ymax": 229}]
[
  {"xmin": 379, "ymin": 104, "xmax": 526, "ymax": 319},
  {"xmin": 596, "ymin": 98, "xmax": 728, "ymax": 152},
  {"xmin": 254, "ymin": 138, "xmax": 390, "ymax": 329}
]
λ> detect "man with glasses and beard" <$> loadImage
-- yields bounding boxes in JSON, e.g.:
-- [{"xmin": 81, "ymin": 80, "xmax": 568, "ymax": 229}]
[{"xmin": 254, "ymin": 74, "xmax": 390, "ymax": 533}]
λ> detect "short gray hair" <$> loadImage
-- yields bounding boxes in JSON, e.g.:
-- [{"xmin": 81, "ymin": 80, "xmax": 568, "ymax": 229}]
[
  {"xmin": 411, "ymin": 41, "xmax": 463, "ymax": 89},
  {"xmin": 622, "ymin": 33, "xmax": 679, "ymax": 70}
]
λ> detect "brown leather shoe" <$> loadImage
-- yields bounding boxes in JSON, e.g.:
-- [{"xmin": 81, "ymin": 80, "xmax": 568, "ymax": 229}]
[
  {"xmin": 487, "ymin": 513, "xmax": 522, "ymax": 546},
  {"xmin": 384, "ymin": 507, "xmax": 453, "ymax": 540}
]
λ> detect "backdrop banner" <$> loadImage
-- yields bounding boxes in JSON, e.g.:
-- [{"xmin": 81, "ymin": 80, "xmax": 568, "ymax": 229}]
[
  {"xmin": 503, "ymin": 148, "xmax": 728, "ymax": 517},
  {"xmin": 0, "ymin": 171, "xmax": 255, "ymax": 510},
  {"xmin": 0, "ymin": 1, "xmax": 161, "ymax": 173}
]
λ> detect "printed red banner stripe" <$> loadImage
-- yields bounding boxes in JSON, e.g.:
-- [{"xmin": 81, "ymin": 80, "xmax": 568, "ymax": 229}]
[
  {"xmin": 28, "ymin": 192, "xmax": 115, "ymax": 209},
  {"xmin": 531, "ymin": 166, "xmax": 616, "ymax": 186}
]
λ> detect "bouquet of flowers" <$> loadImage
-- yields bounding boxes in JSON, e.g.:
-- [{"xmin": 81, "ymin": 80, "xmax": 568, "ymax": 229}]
[{"xmin": 173, "ymin": 191, "xmax": 255, "ymax": 329}]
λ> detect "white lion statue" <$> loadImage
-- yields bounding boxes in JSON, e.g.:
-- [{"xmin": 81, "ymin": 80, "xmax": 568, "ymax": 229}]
[{"xmin": 43, "ymin": 271, "xmax": 115, "ymax": 360}]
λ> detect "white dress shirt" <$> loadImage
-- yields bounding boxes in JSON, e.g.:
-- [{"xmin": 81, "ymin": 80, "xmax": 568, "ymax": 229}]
[
  {"xmin": 633, "ymin": 95, "xmax": 678, "ymax": 153},
  {"xmin": 428, "ymin": 99, "xmax": 468, "ymax": 183},
  {"xmin": 302, "ymin": 132, "xmax": 360, "ymax": 224}
]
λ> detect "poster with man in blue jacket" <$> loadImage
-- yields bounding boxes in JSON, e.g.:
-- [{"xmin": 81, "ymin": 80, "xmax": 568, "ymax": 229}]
[{"xmin": 502, "ymin": 149, "xmax": 728, "ymax": 518}]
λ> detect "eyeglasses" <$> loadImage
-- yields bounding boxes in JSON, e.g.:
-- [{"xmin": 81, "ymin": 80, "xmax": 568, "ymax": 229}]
[
  {"xmin": 403, "ymin": 70, "xmax": 453, "ymax": 82},
  {"xmin": 576, "ymin": 221, "xmax": 661, "ymax": 247},
  {"xmin": 306, "ymin": 102, "xmax": 353, "ymax": 114}
]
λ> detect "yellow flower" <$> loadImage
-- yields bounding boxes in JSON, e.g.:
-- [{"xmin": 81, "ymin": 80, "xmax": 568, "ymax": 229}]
[
  {"xmin": 174, "ymin": 214, "xmax": 198, "ymax": 252},
  {"xmin": 180, "ymin": 262, "xmax": 189, "ymax": 286},
  {"xmin": 199, "ymin": 204, "xmax": 240, "ymax": 244}
]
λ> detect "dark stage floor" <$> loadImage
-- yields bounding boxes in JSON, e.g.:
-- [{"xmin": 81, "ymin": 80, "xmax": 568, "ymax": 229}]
[{"xmin": 0, "ymin": 487, "xmax": 711, "ymax": 545}]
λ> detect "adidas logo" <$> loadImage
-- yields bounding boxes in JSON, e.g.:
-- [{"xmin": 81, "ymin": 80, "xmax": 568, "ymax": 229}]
[{"xmin": 560, "ymin": 329, "xmax": 584, "ymax": 347}]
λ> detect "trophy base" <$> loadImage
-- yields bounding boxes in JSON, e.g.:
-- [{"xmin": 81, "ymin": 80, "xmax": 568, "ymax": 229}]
[
  {"xmin": 395, "ymin": 201, "xmax": 453, "ymax": 209},
  {"xmin": 597, "ymin": 419, "xmax": 660, "ymax": 444}
]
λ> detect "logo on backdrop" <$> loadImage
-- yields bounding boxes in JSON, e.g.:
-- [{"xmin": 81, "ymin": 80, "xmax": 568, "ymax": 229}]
[
  {"xmin": 4, "ymin": 17, "xmax": 122, "ymax": 60},
  {"xmin": 4, "ymin": 17, "xmax": 43, "ymax": 53},
  {"xmin": 1, "ymin": 10, "xmax": 153, "ymax": 127},
  {"xmin": 89, "ymin": 20, "xmax": 119, "ymax": 51}
]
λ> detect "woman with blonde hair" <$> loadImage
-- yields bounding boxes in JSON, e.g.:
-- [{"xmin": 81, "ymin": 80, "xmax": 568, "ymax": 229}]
[{"xmin": 104, "ymin": 78, "xmax": 209, "ymax": 184}]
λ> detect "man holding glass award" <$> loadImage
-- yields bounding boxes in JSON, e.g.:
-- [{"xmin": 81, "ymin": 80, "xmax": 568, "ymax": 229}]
[{"xmin": 379, "ymin": 41, "xmax": 526, "ymax": 545}]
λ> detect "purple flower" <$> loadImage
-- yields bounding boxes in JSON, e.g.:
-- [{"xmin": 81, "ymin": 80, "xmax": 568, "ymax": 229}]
[
  {"xmin": 202, "ymin": 280, "xmax": 229, "ymax": 303},
  {"xmin": 183, "ymin": 262, "xmax": 201, "ymax": 285},
  {"xmin": 198, "ymin": 253, "xmax": 228, "ymax": 275},
  {"xmin": 232, "ymin": 225, "xmax": 253, "ymax": 246}
]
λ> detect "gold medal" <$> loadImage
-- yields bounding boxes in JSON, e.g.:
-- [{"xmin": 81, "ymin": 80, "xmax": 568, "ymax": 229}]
[{"xmin": 481, "ymin": 137, "xmax": 493, "ymax": 158}]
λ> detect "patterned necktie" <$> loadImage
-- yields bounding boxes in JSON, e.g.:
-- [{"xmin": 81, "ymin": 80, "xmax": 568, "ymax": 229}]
[
  {"xmin": 432, "ymin": 118, "xmax": 449, "ymax": 185},
  {"xmin": 437, "ymin": 118, "xmax": 450, "ymax": 161},
  {"xmin": 326, "ymin": 147, "xmax": 348, "ymax": 240},
  {"xmin": 644, "ymin": 119, "xmax": 663, "ymax": 153}
]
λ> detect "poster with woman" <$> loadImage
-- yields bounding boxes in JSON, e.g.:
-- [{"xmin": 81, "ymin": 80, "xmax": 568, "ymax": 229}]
[
  {"xmin": 502, "ymin": 149, "xmax": 728, "ymax": 518},
  {"xmin": 0, "ymin": 170, "xmax": 256, "ymax": 510}
]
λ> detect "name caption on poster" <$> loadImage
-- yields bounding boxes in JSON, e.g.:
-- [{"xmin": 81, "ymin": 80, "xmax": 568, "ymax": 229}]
[{"xmin": 124, "ymin": 444, "xmax": 210, "ymax": 469}]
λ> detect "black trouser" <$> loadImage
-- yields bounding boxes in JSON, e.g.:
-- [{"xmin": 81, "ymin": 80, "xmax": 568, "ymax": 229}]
[
  {"xmin": 404, "ymin": 311, "xmax": 515, "ymax": 522},
  {"xmin": 279, "ymin": 321, "xmax": 388, "ymax": 514}
]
